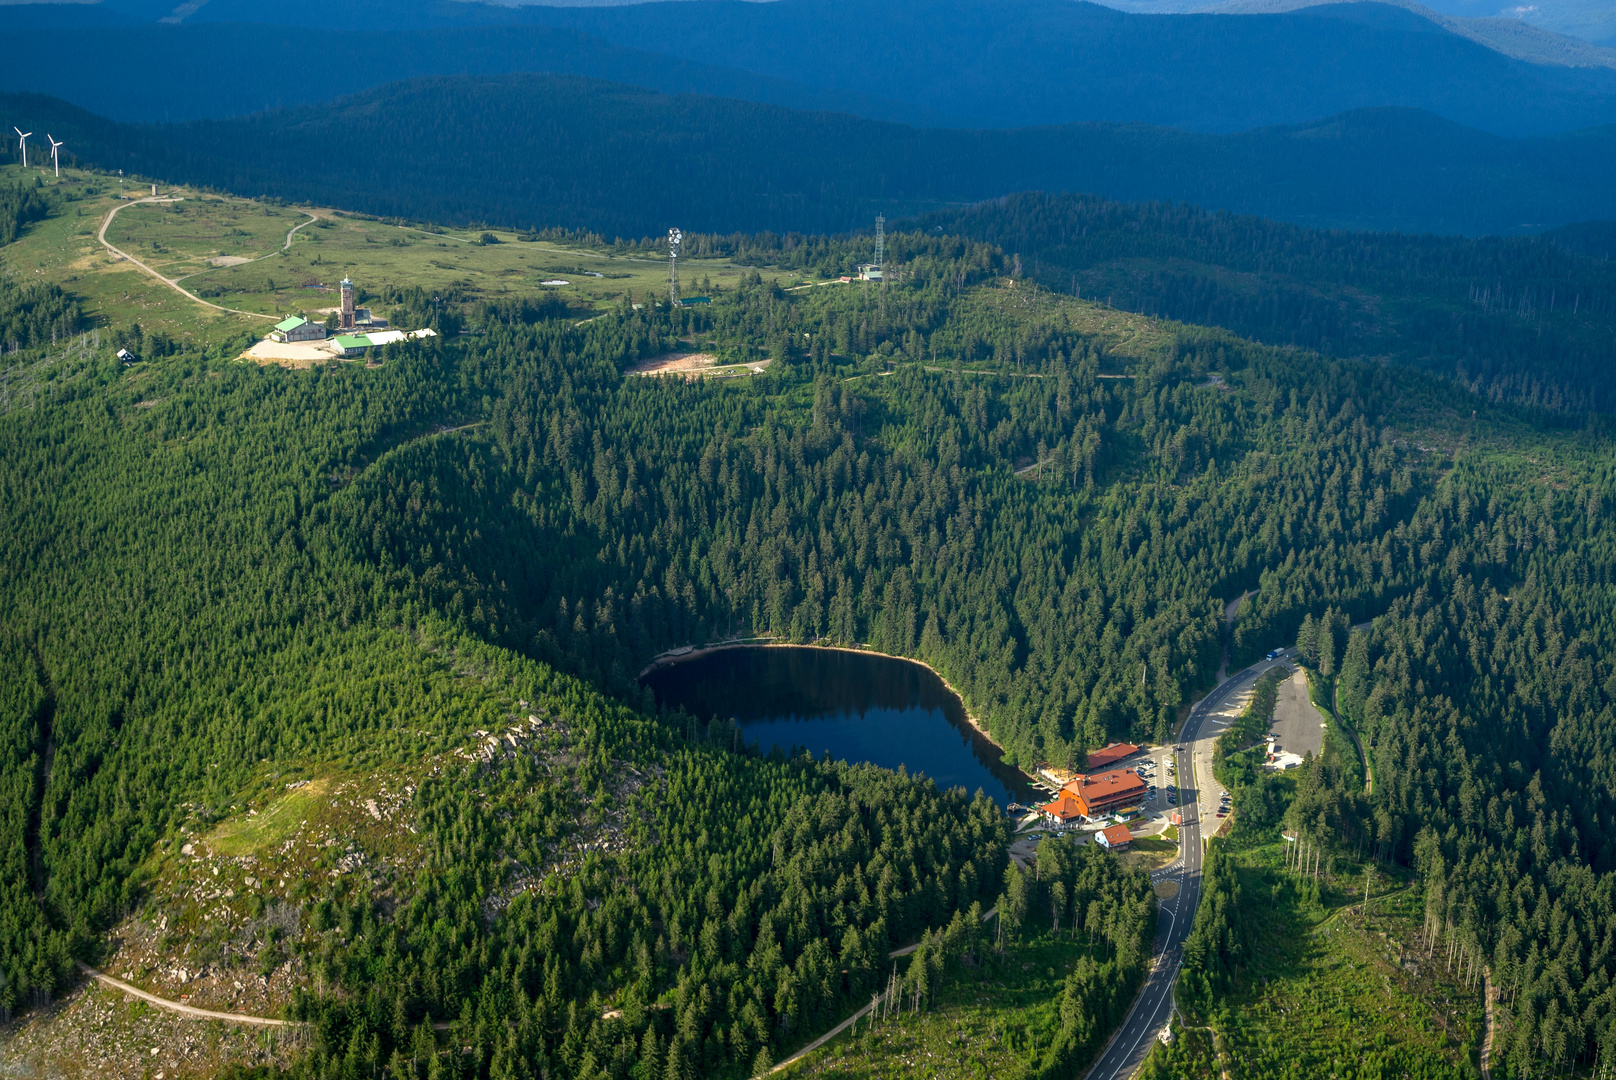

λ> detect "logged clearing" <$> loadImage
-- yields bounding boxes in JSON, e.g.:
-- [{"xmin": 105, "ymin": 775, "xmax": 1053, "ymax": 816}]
[
  {"xmin": 628, "ymin": 351, "xmax": 773, "ymax": 378},
  {"xmin": 628, "ymin": 350, "xmax": 721, "ymax": 375}
]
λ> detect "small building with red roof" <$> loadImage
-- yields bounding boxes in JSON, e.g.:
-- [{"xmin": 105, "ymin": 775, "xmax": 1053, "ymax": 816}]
[
  {"xmin": 1039, "ymin": 792, "xmax": 1085, "ymax": 828},
  {"xmin": 1097, "ymin": 824, "xmax": 1134, "ymax": 851}
]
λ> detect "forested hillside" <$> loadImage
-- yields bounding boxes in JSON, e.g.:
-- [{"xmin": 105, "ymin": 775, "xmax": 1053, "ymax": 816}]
[
  {"xmin": 913, "ymin": 191, "xmax": 1616, "ymax": 413},
  {"xmin": 0, "ymin": 18, "xmax": 927, "ymax": 128},
  {"xmin": 8, "ymin": 78, "xmax": 1616, "ymax": 239},
  {"xmin": 1274, "ymin": 471, "xmax": 1616, "ymax": 1072},
  {"xmin": 0, "ymin": 304, "xmax": 1024, "ymax": 1077},
  {"xmin": 525, "ymin": 0, "xmax": 1616, "ymax": 135},
  {"xmin": 4, "ymin": 196, "xmax": 1616, "ymax": 1074},
  {"xmin": 13, "ymin": 0, "xmax": 1616, "ymax": 135}
]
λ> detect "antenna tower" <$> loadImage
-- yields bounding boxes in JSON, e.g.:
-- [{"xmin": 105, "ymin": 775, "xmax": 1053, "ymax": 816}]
[
  {"xmin": 667, "ymin": 228, "xmax": 682, "ymax": 304},
  {"xmin": 875, "ymin": 215, "xmax": 885, "ymax": 275}
]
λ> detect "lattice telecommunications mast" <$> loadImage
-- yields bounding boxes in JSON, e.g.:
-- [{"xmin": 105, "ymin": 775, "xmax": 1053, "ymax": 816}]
[{"xmin": 668, "ymin": 228, "xmax": 682, "ymax": 303}]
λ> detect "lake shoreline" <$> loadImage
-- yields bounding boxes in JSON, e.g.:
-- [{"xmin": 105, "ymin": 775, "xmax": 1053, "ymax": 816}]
[{"xmin": 639, "ymin": 637, "xmax": 1037, "ymax": 797}]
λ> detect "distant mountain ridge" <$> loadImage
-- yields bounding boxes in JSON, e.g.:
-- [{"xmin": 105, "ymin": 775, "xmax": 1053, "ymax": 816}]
[
  {"xmin": 476, "ymin": 0, "xmax": 1616, "ymax": 134},
  {"xmin": 7, "ymin": 74, "xmax": 1616, "ymax": 239},
  {"xmin": 1197, "ymin": 0, "xmax": 1616, "ymax": 68},
  {"xmin": 5, "ymin": 0, "xmax": 1616, "ymax": 134},
  {"xmin": 1099, "ymin": 0, "xmax": 1616, "ymax": 52},
  {"xmin": 0, "ymin": 20, "xmax": 937, "ymax": 124}
]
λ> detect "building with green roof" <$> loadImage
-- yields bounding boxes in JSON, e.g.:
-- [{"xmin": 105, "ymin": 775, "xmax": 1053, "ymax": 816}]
[
  {"xmin": 270, "ymin": 316, "xmax": 327, "ymax": 343},
  {"xmin": 331, "ymin": 334, "xmax": 373, "ymax": 358}
]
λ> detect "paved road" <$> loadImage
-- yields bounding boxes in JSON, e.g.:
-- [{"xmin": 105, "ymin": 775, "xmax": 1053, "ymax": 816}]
[{"xmin": 1082, "ymin": 651, "xmax": 1295, "ymax": 1080}]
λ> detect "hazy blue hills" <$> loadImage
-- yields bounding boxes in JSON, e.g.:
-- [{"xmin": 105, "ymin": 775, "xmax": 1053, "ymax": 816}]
[
  {"xmin": 8, "ymin": 74, "xmax": 1616, "ymax": 238},
  {"xmin": 510, "ymin": 0, "xmax": 1616, "ymax": 135},
  {"xmin": 6, "ymin": 0, "xmax": 1616, "ymax": 135},
  {"xmin": 0, "ymin": 20, "xmax": 934, "ymax": 125}
]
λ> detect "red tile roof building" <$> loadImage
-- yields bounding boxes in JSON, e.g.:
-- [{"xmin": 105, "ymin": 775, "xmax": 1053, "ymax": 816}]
[
  {"xmin": 1097, "ymin": 824, "xmax": 1134, "ymax": 850},
  {"xmin": 1038, "ymin": 793, "xmax": 1085, "ymax": 826},
  {"xmin": 1063, "ymin": 768, "xmax": 1148, "ymax": 818},
  {"xmin": 1084, "ymin": 742, "xmax": 1141, "ymax": 771}
]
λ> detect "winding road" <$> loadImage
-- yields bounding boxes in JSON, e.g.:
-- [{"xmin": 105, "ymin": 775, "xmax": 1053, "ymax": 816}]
[
  {"xmin": 1082, "ymin": 650, "xmax": 1295, "ymax": 1080},
  {"xmin": 96, "ymin": 195, "xmax": 308, "ymax": 321},
  {"xmin": 74, "ymin": 962, "xmax": 298, "ymax": 1028}
]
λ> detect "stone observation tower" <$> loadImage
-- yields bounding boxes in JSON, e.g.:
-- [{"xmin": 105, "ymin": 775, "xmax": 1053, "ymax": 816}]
[{"xmin": 340, "ymin": 277, "xmax": 356, "ymax": 331}]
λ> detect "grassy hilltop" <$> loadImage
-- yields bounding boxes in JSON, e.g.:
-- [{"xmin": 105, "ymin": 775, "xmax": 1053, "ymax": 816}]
[{"xmin": 0, "ymin": 163, "xmax": 769, "ymax": 357}]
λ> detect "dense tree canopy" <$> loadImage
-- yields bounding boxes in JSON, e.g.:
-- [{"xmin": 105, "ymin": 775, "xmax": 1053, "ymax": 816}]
[
  {"xmin": 913, "ymin": 191, "xmax": 1616, "ymax": 415},
  {"xmin": 3, "ymin": 215, "xmax": 1616, "ymax": 1076}
]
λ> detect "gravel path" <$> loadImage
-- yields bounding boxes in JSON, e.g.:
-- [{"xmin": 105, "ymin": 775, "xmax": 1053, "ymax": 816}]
[
  {"xmin": 96, "ymin": 196, "xmax": 276, "ymax": 321},
  {"xmin": 75, "ymin": 962, "xmax": 298, "ymax": 1028}
]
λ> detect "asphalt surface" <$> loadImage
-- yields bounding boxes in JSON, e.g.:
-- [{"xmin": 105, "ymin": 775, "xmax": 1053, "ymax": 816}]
[
  {"xmin": 1082, "ymin": 650, "xmax": 1295, "ymax": 1080},
  {"xmin": 1270, "ymin": 668, "xmax": 1326, "ymax": 759}
]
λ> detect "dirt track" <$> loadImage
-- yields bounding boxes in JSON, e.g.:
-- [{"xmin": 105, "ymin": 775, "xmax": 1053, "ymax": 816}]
[
  {"xmin": 96, "ymin": 197, "xmax": 276, "ymax": 321},
  {"xmin": 75, "ymin": 962, "xmax": 297, "ymax": 1028}
]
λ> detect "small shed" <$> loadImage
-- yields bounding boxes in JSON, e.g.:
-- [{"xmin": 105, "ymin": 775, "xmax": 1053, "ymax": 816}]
[
  {"xmin": 1096, "ymin": 824, "xmax": 1134, "ymax": 851},
  {"xmin": 116, "ymin": 348, "xmax": 136, "ymax": 364}
]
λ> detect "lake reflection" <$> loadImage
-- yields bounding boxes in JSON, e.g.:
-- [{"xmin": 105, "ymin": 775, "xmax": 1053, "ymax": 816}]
[{"xmin": 641, "ymin": 646, "xmax": 1035, "ymax": 809}]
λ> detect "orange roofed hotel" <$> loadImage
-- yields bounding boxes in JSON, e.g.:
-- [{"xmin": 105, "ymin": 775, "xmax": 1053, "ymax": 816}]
[{"xmin": 1039, "ymin": 767, "xmax": 1148, "ymax": 825}]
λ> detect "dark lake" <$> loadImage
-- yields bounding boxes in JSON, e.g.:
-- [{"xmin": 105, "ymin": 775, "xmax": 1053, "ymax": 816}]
[{"xmin": 640, "ymin": 646, "xmax": 1036, "ymax": 809}]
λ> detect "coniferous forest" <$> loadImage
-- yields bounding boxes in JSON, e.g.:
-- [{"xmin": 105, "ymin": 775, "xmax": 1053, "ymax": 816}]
[{"xmin": 2, "ymin": 182, "xmax": 1616, "ymax": 1078}]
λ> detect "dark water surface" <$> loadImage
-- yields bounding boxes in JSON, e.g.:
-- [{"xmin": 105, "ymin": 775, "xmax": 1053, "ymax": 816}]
[{"xmin": 641, "ymin": 646, "xmax": 1036, "ymax": 809}]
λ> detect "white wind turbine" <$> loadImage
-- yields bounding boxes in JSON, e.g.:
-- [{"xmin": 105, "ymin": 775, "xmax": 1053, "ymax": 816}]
[
  {"xmin": 48, "ymin": 135, "xmax": 63, "ymax": 178},
  {"xmin": 14, "ymin": 127, "xmax": 32, "ymax": 169}
]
